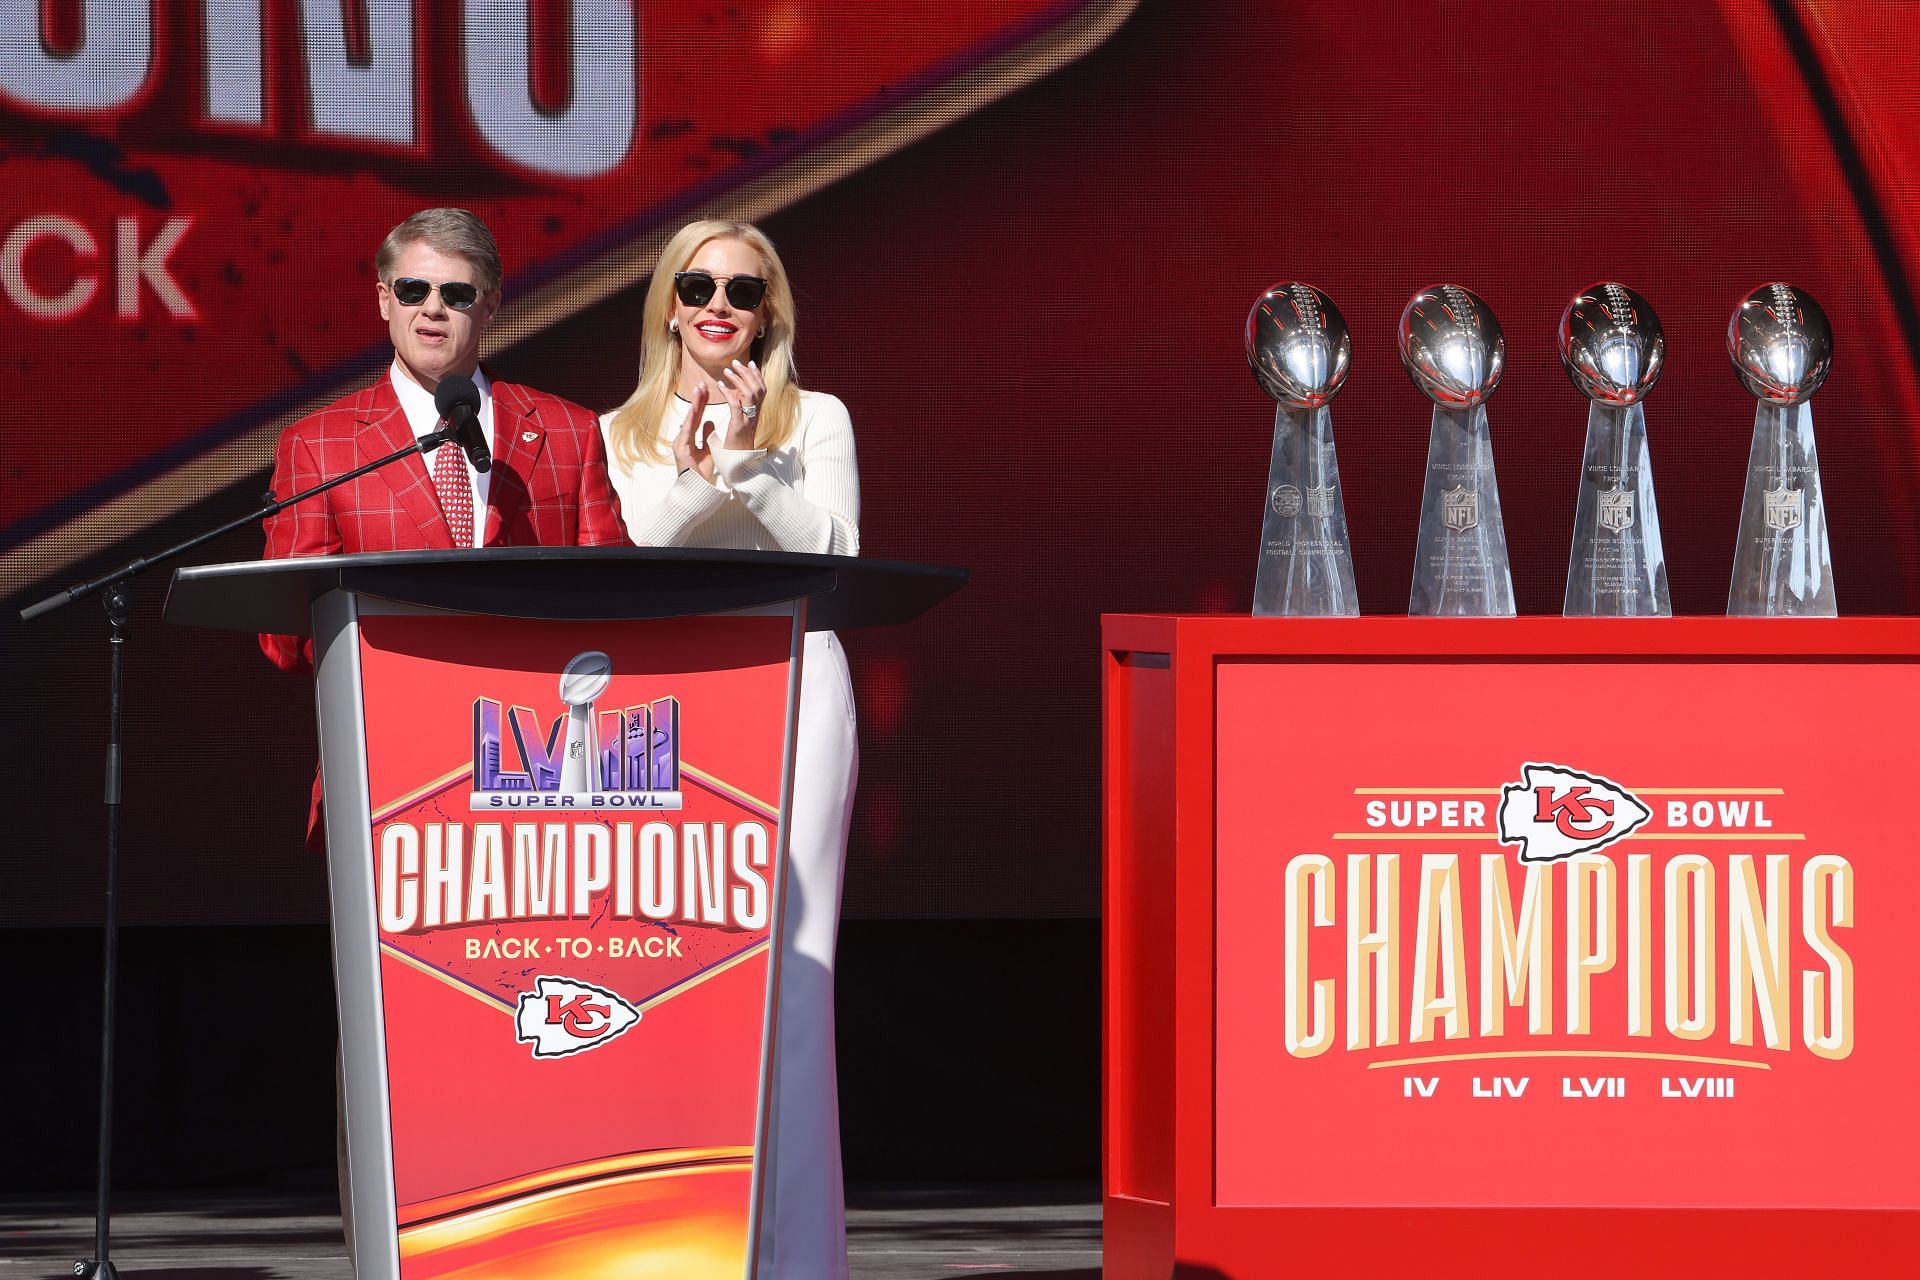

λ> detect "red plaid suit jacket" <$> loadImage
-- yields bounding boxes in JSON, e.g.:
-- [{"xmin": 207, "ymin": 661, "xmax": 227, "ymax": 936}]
[{"xmin": 260, "ymin": 370, "xmax": 627, "ymax": 844}]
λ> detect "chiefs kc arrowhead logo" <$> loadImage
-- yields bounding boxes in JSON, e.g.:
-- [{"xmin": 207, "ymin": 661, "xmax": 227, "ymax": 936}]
[
  {"xmin": 1496, "ymin": 762, "xmax": 1651, "ymax": 863},
  {"xmin": 514, "ymin": 976, "xmax": 641, "ymax": 1059}
]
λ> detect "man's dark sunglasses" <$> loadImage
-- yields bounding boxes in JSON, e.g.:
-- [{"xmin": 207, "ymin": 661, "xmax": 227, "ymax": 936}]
[
  {"xmin": 390, "ymin": 277, "xmax": 480, "ymax": 310},
  {"xmin": 674, "ymin": 271, "xmax": 768, "ymax": 311}
]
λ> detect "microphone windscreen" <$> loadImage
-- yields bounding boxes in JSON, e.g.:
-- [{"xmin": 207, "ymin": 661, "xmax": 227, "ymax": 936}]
[{"xmin": 434, "ymin": 373, "xmax": 481, "ymax": 417}]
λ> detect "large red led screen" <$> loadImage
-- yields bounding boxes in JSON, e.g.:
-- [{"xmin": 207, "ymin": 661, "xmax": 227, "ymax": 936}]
[{"xmin": 3, "ymin": 0, "xmax": 1917, "ymax": 924}]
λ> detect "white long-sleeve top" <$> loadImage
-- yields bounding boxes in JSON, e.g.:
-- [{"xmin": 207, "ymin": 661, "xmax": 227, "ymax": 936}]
[{"xmin": 601, "ymin": 390, "xmax": 860, "ymax": 555}]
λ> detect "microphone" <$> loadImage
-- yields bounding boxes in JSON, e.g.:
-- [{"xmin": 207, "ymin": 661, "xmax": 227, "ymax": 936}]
[{"xmin": 433, "ymin": 373, "xmax": 492, "ymax": 474}]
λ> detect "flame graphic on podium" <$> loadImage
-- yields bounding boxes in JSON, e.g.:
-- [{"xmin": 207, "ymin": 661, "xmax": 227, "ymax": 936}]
[{"xmin": 398, "ymin": 1148, "xmax": 753, "ymax": 1278}]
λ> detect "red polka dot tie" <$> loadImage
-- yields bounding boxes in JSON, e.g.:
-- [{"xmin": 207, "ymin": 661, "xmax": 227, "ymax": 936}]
[{"xmin": 431, "ymin": 423, "xmax": 475, "ymax": 547}]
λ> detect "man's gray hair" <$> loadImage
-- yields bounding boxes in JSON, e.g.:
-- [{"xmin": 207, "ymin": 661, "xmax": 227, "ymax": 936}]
[{"xmin": 375, "ymin": 208, "xmax": 503, "ymax": 293}]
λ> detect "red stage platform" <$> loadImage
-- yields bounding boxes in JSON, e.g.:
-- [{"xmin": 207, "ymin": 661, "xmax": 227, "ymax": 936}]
[{"xmin": 1103, "ymin": 616, "xmax": 1920, "ymax": 1278}]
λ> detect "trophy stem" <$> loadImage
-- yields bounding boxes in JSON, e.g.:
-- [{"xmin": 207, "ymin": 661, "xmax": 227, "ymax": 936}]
[
  {"xmin": 1409, "ymin": 404, "xmax": 1515, "ymax": 617},
  {"xmin": 1563, "ymin": 401, "xmax": 1671, "ymax": 617},
  {"xmin": 559, "ymin": 702, "xmax": 599, "ymax": 794},
  {"xmin": 1252, "ymin": 404, "xmax": 1360, "ymax": 617},
  {"xmin": 1727, "ymin": 400, "xmax": 1836, "ymax": 616}
]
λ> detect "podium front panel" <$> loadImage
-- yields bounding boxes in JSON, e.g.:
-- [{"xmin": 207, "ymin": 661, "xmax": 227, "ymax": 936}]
[{"xmin": 316, "ymin": 592, "xmax": 802, "ymax": 1279}]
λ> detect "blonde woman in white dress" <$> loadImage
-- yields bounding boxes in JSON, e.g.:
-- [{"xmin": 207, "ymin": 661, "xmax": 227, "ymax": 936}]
[{"xmin": 601, "ymin": 219, "xmax": 859, "ymax": 1279}]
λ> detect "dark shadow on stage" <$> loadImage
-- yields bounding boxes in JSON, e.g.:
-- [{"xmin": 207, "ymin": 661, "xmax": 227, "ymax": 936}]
[
  {"xmin": 0, "ymin": 1193, "xmax": 346, "ymax": 1264},
  {"xmin": 843, "ymin": 1180, "xmax": 1101, "ymax": 1275}
]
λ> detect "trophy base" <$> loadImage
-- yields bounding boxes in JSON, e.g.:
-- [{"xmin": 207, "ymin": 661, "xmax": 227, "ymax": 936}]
[
  {"xmin": 1252, "ymin": 405, "xmax": 1359, "ymax": 617},
  {"xmin": 1408, "ymin": 404, "xmax": 1515, "ymax": 617},
  {"xmin": 1563, "ymin": 402, "xmax": 1671, "ymax": 618},
  {"xmin": 1727, "ymin": 401, "xmax": 1836, "ymax": 617}
]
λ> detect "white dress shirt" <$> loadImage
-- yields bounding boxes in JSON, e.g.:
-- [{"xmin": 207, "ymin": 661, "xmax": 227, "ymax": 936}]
[{"xmin": 389, "ymin": 360, "xmax": 495, "ymax": 549}]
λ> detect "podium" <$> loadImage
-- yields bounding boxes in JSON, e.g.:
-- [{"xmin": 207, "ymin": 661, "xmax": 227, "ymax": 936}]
[
  {"xmin": 1103, "ymin": 615, "xmax": 1920, "ymax": 1278},
  {"xmin": 166, "ymin": 548, "xmax": 962, "ymax": 1280}
]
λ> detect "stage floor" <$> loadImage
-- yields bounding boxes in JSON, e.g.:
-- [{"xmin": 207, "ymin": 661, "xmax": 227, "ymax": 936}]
[{"xmin": 0, "ymin": 1184, "xmax": 1100, "ymax": 1278}]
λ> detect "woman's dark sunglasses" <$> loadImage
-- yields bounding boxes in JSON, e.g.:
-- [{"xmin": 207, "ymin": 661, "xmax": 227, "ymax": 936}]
[
  {"xmin": 390, "ymin": 277, "xmax": 480, "ymax": 310},
  {"xmin": 674, "ymin": 271, "xmax": 768, "ymax": 310}
]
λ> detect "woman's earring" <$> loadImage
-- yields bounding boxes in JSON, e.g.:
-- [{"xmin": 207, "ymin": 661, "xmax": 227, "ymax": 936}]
[
  {"xmin": 757, "ymin": 327, "xmax": 766, "ymax": 338},
  {"xmin": 669, "ymin": 319, "xmax": 679, "ymax": 334}
]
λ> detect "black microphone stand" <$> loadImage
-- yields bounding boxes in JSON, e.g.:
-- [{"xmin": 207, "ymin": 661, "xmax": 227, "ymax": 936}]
[{"xmin": 19, "ymin": 424, "xmax": 460, "ymax": 1280}]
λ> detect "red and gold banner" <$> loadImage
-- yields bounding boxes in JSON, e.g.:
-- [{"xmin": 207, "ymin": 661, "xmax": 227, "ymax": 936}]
[
  {"xmin": 1215, "ymin": 657, "xmax": 1911, "ymax": 1209},
  {"xmin": 356, "ymin": 611, "xmax": 793, "ymax": 1277}
]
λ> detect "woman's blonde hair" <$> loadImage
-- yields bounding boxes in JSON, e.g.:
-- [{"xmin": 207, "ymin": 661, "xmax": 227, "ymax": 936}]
[{"xmin": 606, "ymin": 220, "xmax": 801, "ymax": 468}]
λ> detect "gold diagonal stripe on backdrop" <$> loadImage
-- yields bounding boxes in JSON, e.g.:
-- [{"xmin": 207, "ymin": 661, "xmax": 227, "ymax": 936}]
[{"xmin": 0, "ymin": 0, "xmax": 1142, "ymax": 596}]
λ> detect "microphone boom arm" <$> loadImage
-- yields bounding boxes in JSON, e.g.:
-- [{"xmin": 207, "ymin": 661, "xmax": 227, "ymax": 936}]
[{"xmin": 20, "ymin": 426, "xmax": 457, "ymax": 621}]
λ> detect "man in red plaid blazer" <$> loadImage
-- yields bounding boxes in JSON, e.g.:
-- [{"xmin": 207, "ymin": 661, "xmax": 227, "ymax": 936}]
[{"xmin": 261, "ymin": 208, "xmax": 626, "ymax": 843}]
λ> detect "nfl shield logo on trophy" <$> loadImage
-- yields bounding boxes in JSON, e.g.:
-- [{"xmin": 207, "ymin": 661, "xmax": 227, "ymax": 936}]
[
  {"xmin": 1305, "ymin": 484, "xmax": 1336, "ymax": 518},
  {"xmin": 1441, "ymin": 485, "xmax": 1479, "ymax": 532},
  {"xmin": 1764, "ymin": 485, "xmax": 1804, "ymax": 532},
  {"xmin": 1597, "ymin": 487, "xmax": 1635, "ymax": 534}
]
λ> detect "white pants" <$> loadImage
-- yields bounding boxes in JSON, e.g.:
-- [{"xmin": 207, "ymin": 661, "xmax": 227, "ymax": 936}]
[{"xmin": 755, "ymin": 630, "xmax": 857, "ymax": 1279}]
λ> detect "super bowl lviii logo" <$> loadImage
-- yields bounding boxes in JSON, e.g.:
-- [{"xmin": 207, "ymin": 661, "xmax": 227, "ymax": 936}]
[{"xmin": 472, "ymin": 651, "xmax": 683, "ymax": 810}]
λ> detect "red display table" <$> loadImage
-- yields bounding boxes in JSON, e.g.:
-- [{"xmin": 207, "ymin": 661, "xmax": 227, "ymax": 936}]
[{"xmin": 1103, "ymin": 616, "xmax": 1920, "ymax": 1278}]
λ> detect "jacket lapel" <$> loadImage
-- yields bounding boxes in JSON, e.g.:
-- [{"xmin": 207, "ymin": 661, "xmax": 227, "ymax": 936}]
[
  {"xmin": 483, "ymin": 382, "xmax": 547, "ymax": 546},
  {"xmin": 353, "ymin": 374, "xmax": 454, "ymax": 549}
]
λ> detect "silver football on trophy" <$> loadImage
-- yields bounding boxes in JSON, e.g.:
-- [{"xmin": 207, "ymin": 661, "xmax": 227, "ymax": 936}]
[
  {"xmin": 1559, "ymin": 282, "xmax": 1664, "ymax": 405},
  {"xmin": 1245, "ymin": 282, "xmax": 1351, "ymax": 409},
  {"xmin": 1728, "ymin": 282, "xmax": 1832, "ymax": 405},
  {"xmin": 559, "ymin": 650, "xmax": 613, "ymax": 706},
  {"xmin": 1399, "ymin": 284, "xmax": 1505, "ymax": 408}
]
